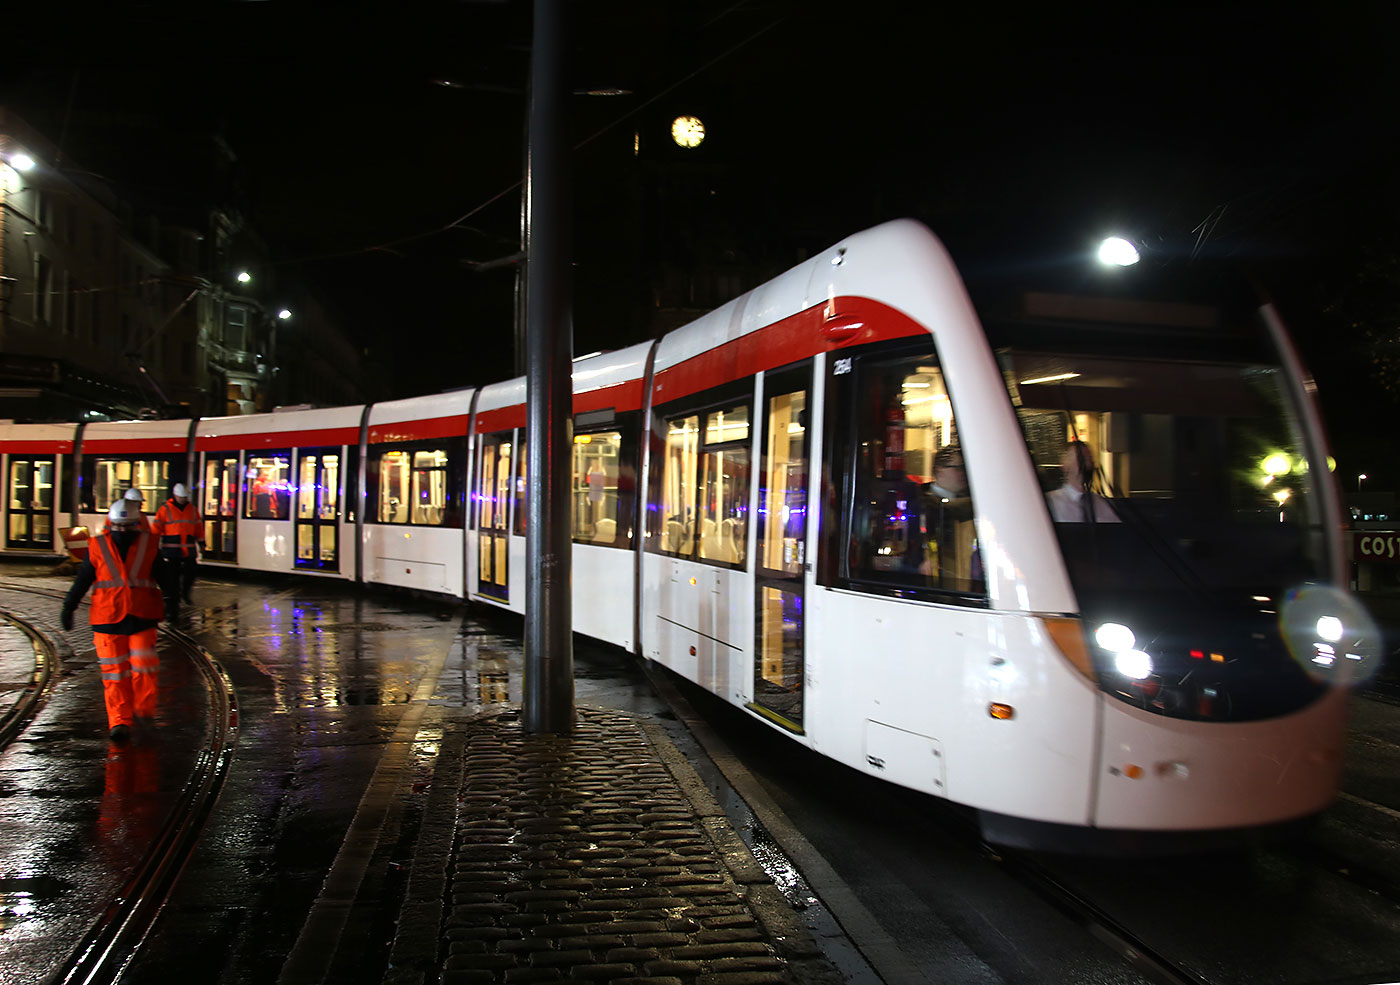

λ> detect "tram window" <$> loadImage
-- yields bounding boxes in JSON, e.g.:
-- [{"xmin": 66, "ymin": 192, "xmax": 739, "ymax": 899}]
[
  {"xmin": 513, "ymin": 436, "xmax": 528, "ymax": 536},
  {"xmin": 411, "ymin": 450, "xmax": 448, "ymax": 524},
  {"xmin": 843, "ymin": 353, "xmax": 984, "ymax": 596},
  {"xmin": 573, "ymin": 431, "xmax": 622, "ymax": 545},
  {"xmin": 369, "ymin": 438, "xmax": 464, "ymax": 526},
  {"xmin": 245, "ymin": 453, "xmax": 291, "ymax": 520},
  {"xmin": 477, "ymin": 433, "xmax": 514, "ymax": 532},
  {"xmin": 345, "ymin": 446, "xmax": 360, "ymax": 523},
  {"xmin": 654, "ymin": 403, "xmax": 749, "ymax": 564},
  {"xmin": 660, "ymin": 415, "xmax": 699, "ymax": 555},
  {"xmin": 60, "ymin": 455, "xmax": 74, "ymax": 513},
  {"xmin": 377, "ymin": 450, "xmax": 411, "ymax": 523},
  {"xmin": 91, "ymin": 458, "xmax": 171, "ymax": 513},
  {"xmin": 1001, "ymin": 350, "xmax": 1321, "ymax": 589},
  {"xmin": 204, "ymin": 457, "xmax": 239, "ymax": 518}
]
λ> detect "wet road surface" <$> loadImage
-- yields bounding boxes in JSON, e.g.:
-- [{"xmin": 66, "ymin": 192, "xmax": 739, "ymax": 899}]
[
  {"xmin": 0, "ymin": 567, "xmax": 677, "ymax": 984},
  {"xmin": 0, "ymin": 581, "xmax": 212, "ymax": 983},
  {"xmin": 664, "ymin": 670, "xmax": 1400, "ymax": 985}
]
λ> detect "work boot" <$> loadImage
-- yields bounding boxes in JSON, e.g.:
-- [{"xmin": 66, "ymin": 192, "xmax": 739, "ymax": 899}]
[{"xmin": 109, "ymin": 724, "xmax": 131, "ymax": 743}]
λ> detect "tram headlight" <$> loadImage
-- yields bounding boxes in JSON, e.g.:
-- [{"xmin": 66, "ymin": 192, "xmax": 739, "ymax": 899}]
[
  {"xmin": 1281, "ymin": 585, "xmax": 1382, "ymax": 685},
  {"xmin": 1094, "ymin": 622, "xmax": 1136, "ymax": 653},
  {"xmin": 1093, "ymin": 622, "xmax": 1154, "ymax": 680},
  {"xmin": 1315, "ymin": 615, "xmax": 1344, "ymax": 642},
  {"xmin": 1114, "ymin": 649, "xmax": 1154, "ymax": 681}
]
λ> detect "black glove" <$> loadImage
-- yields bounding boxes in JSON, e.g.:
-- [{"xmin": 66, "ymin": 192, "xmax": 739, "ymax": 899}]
[{"xmin": 60, "ymin": 608, "xmax": 74, "ymax": 631}]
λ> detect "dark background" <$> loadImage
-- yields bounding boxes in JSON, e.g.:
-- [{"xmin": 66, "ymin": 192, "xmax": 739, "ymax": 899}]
[{"xmin": 2, "ymin": 2, "xmax": 1397, "ymax": 483}]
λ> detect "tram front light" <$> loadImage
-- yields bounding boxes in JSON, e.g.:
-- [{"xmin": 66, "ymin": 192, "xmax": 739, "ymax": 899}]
[
  {"xmin": 1316, "ymin": 615, "xmax": 1344, "ymax": 642},
  {"xmin": 1094, "ymin": 622, "xmax": 1136, "ymax": 653},
  {"xmin": 1114, "ymin": 649, "xmax": 1154, "ymax": 681},
  {"xmin": 1282, "ymin": 585, "xmax": 1382, "ymax": 685}
]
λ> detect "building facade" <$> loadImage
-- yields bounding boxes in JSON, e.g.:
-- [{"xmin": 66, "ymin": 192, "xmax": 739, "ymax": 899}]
[{"xmin": 0, "ymin": 108, "xmax": 359, "ymax": 422}]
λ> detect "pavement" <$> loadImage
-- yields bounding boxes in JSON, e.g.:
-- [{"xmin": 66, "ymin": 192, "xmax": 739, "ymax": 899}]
[{"xmin": 0, "ymin": 569, "xmax": 851, "ymax": 985}]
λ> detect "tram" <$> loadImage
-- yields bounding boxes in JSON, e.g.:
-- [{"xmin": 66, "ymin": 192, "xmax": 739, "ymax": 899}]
[{"xmin": 0, "ymin": 219, "xmax": 1374, "ymax": 851}]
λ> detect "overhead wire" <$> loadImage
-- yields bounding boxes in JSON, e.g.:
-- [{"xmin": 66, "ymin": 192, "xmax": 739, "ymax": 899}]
[{"xmin": 267, "ymin": 9, "xmax": 788, "ymax": 270}]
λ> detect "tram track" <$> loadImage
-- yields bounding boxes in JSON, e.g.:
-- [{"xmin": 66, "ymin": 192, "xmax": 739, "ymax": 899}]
[
  {"xmin": 979, "ymin": 843, "xmax": 1213, "ymax": 985},
  {"xmin": 0, "ymin": 610, "xmax": 56, "ymax": 749},
  {"xmin": 0, "ymin": 583, "xmax": 239, "ymax": 985},
  {"xmin": 52, "ymin": 622, "xmax": 238, "ymax": 985}
]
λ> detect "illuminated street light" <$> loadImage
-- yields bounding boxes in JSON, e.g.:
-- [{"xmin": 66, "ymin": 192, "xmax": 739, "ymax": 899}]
[
  {"xmin": 8, "ymin": 153, "xmax": 35, "ymax": 172},
  {"xmin": 277, "ymin": 309, "xmax": 292, "ymax": 320},
  {"xmin": 1097, "ymin": 236, "xmax": 1139, "ymax": 266},
  {"xmin": 1359, "ymin": 473, "xmax": 1368, "ymax": 491},
  {"xmin": 236, "ymin": 270, "xmax": 252, "ymax": 284}
]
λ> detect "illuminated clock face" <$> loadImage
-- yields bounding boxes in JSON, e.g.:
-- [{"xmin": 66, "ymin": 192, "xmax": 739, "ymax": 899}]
[{"xmin": 671, "ymin": 115, "xmax": 705, "ymax": 148}]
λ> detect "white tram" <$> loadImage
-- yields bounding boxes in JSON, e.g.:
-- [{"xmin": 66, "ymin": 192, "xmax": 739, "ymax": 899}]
[{"xmin": 0, "ymin": 219, "xmax": 1374, "ymax": 850}]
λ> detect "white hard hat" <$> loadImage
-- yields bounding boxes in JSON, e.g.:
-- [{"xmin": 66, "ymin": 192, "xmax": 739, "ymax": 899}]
[
  {"xmin": 173, "ymin": 482, "xmax": 189, "ymax": 499},
  {"xmin": 123, "ymin": 487, "xmax": 144, "ymax": 502},
  {"xmin": 108, "ymin": 499, "xmax": 141, "ymax": 525}
]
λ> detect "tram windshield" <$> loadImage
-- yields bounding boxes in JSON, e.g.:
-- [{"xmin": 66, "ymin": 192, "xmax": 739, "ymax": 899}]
[{"xmin": 999, "ymin": 348, "xmax": 1329, "ymax": 721}]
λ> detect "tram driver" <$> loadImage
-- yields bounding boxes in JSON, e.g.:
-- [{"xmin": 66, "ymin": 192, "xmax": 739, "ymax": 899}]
[{"xmin": 1046, "ymin": 441, "xmax": 1120, "ymax": 523}]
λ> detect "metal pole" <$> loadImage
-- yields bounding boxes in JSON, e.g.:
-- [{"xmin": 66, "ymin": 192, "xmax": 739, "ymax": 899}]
[{"xmin": 523, "ymin": 0, "xmax": 574, "ymax": 733}]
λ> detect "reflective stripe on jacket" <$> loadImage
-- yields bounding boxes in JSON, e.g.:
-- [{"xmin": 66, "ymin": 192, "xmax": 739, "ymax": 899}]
[
  {"xmin": 90, "ymin": 532, "xmax": 164, "ymax": 625},
  {"xmin": 153, "ymin": 500, "xmax": 204, "ymax": 557}
]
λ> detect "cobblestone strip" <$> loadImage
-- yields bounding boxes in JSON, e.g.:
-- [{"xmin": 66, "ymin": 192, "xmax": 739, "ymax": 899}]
[{"xmin": 438, "ymin": 707, "xmax": 843, "ymax": 985}]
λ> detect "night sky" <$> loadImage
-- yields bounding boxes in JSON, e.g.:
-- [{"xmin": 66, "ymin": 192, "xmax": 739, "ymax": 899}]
[{"xmin": 3, "ymin": 3, "xmax": 1397, "ymax": 481}]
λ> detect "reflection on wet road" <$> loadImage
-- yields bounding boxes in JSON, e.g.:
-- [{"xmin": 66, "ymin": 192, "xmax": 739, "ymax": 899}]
[
  {"xmin": 0, "ymin": 581, "xmax": 210, "ymax": 985},
  {"xmin": 110, "ymin": 574, "xmax": 668, "ymax": 984}
]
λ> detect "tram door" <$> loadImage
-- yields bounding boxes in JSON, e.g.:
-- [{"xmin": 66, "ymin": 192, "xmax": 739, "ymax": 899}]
[
  {"xmin": 202, "ymin": 456, "xmax": 240, "ymax": 561},
  {"xmin": 6, "ymin": 457, "xmax": 54, "ymax": 550},
  {"xmin": 478, "ymin": 433, "xmax": 511, "ymax": 600},
  {"xmin": 751, "ymin": 367, "xmax": 810, "ymax": 731},
  {"xmin": 295, "ymin": 448, "xmax": 340, "ymax": 570}
]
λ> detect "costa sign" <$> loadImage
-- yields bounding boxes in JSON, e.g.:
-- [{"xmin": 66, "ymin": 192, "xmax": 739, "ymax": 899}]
[{"xmin": 1354, "ymin": 532, "xmax": 1400, "ymax": 564}]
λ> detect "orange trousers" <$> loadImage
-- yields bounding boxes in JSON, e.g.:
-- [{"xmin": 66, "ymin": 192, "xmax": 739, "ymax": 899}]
[{"xmin": 95, "ymin": 628, "xmax": 159, "ymax": 728}]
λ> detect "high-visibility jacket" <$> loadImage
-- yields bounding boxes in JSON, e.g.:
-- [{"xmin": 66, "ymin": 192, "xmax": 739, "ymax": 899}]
[
  {"xmin": 152, "ymin": 499, "xmax": 205, "ymax": 558},
  {"xmin": 89, "ymin": 531, "xmax": 164, "ymax": 625}
]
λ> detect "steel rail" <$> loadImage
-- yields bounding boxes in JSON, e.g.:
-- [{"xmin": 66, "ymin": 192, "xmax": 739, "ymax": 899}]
[
  {"xmin": 981, "ymin": 843, "xmax": 1215, "ymax": 985},
  {"xmin": 50, "ymin": 622, "xmax": 238, "ymax": 985},
  {"xmin": 0, "ymin": 609, "xmax": 56, "ymax": 747}
]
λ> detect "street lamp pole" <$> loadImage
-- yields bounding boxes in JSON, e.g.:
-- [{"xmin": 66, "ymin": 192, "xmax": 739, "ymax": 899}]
[
  {"xmin": 1359, "ymin": 474, "xmax": 1368, "ymax": 492},
  {"xmin": 522, "ymin": 0, "xmax": 574, "ymax": 734}
]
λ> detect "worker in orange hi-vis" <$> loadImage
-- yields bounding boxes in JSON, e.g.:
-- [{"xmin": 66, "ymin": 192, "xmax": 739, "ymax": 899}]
[
  {"xmin": 60, "ymin": 499, "xmax": 166, "ymax": 743},
  {"xmin": 151, "ymin": 482, "xmax": 204, "ymax": 619},
  {"xmin": 102, "ymin": 487, "xmax": 152, "ymax": 533}
]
